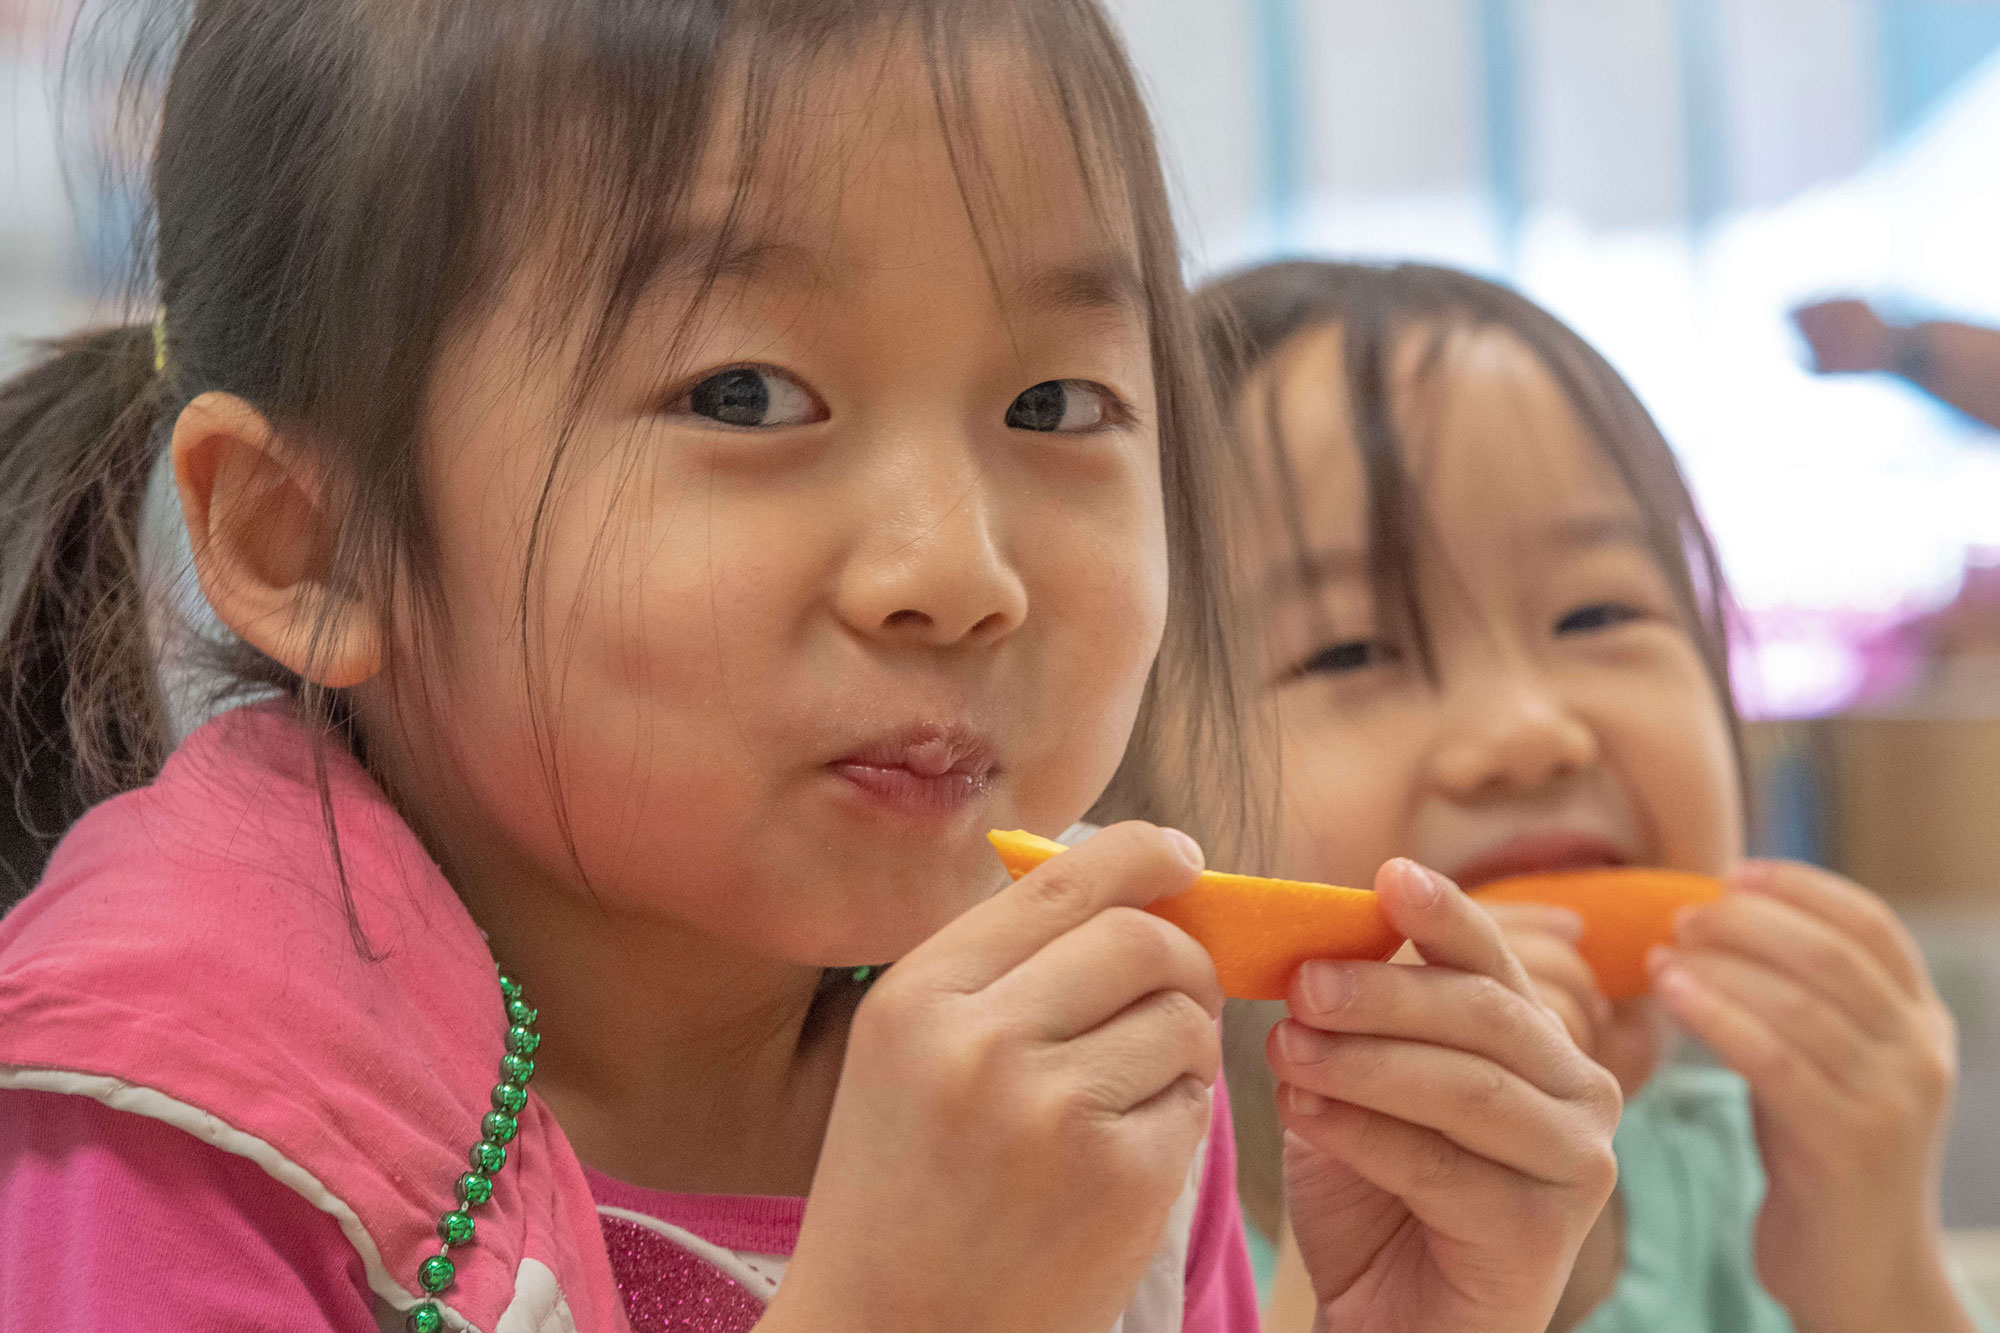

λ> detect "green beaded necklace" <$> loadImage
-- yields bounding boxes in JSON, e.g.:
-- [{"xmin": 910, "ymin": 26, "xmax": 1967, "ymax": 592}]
[
  {"xmin": 402, "ymin": 969, "xmax": 540, "ymax": 1333},
  {"xmin": 403, "ymin": 963, "xmax": 878, "ymax": 1331}
]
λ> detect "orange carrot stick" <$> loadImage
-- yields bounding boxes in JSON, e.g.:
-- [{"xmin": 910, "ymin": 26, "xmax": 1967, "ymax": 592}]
[
  {"xmin": 1471, "ymin": 868, "xmax": 1725, "ymax": 1001},
  {"xmin": 987, "ymin": 830, "xmax": 1403, "ymax": 1001}
]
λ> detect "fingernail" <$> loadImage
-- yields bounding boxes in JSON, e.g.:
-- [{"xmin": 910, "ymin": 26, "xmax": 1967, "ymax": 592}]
[
  {"xmin": 1728, "ymin": 861, "xmax": 1773, "ymax": 893},
  {"xmin": 1645, "ymin": 944, "xmax": 1673, "ymax": 977},
  {"xmin": 1300, "ymin": 961, "xmax": 1352, "ymax": 1013},
  {"xmin": 1397, "ymin": 859, "xmax": 1442, "ymax": 907},
  {"xmin": 1542, "ymin": 908, "xmax": 1586, "ymax": 942},
  {"xmin": 1283, "ymin": 1083, "xmax": 1330, "ymax": 1117},
  {"xmin": 1655, "ymin": 964, "xmax": 1695, "ymax": 1005},
  {"xmin": 1163, "ymin": 828, "xmax": 1205, "ymax": 872},
  {"xmin": 1274, "ymin": 1020, "xmax": 1325, "ymax": 1064}
]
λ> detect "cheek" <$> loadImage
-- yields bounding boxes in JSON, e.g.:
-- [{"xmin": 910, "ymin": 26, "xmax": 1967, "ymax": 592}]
[
  {"xmin": 416, "ymin": 450, "xmax": 792, "ymax": 873},
  {"xmin": 1598, "ymin": 669, "xmax": 1743, "ymax": 873},
  {"xmin": 1271, "ymin": 694, "xmax": 1418, "ymax": 888},
  {"xmin": 1009, "ymin": 460, "xmax": 1171, "ymax": 826}
]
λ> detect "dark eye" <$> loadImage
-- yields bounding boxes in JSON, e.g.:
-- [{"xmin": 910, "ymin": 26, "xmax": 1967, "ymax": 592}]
[
  {"xmin": 1005, "ymin": 379, "xmax": 1123, "ymax": 433},
  {"xmin": 1294, "ymin": 639, "xmax": 1400, "ymax": 677},
  {"xmin": 1556, "ymin": 602, "xmax": 1644, "ymax": 635},
  {"xmin": 675, "ymin": 365, "xmax": 824, "ymax": 428}
]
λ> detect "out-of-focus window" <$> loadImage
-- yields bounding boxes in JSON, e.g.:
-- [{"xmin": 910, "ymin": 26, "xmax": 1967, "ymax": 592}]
[{"xmin": 1112, "ymin": 0, "xmax": 2000, "ymax": 719}]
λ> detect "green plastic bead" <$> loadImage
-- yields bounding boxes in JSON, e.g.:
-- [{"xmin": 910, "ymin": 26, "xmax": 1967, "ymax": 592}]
[
  {"xmin": 499, "ymin": 975, "xmax": 521, "ymax": 1001},
  {"xmin": 491, "ymin": 1081, "xmax": 528, "ymax": 1115},
  {"xmin": 406, "ymin": 1302, "xmax": 444, "ymax": 1333},
  {"xmin": 418, "ymin": 1252, "xmax": 456, "ymax": 1294},
  {"xmin": 469, "ymin": 1140, "xmax": 506, "ymax": 1174},
  {"xmin": 500, "ymin": 1053, "xmax": 535, "ymax": 1085},
  {"xmin": 481, "ymin": 1110, "xmax": 518, "ymax": 1145},
  {"xmin": 438, "ymin": 1210, "xmax": 475, "ymax": 1246},
  {"xmin": 506, "ymin": 998, "xmax": 538, "ymax": 1026},
  {"xmin": 506, "ymin": 1025, "xmax": 540, "ymax": 1056},
  {"xmin": 455, "ymin": 1171, "xmax": 493, "ymax": 1206},
  {"xmin": 851, "ymin": 965, "xmax": 874, "ymax": 984}
]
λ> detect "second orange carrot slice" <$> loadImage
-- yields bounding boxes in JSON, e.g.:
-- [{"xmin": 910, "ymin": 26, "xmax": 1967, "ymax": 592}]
[{"xmin": 1471, "ymin": 868, "xmax": 1724, "ymax": 1001}]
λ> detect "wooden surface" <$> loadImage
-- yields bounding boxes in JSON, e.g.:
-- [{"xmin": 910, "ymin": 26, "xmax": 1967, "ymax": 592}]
[{"xmin": 1746, "ymin": 716, "xmax": 2000, "ymax": 906}]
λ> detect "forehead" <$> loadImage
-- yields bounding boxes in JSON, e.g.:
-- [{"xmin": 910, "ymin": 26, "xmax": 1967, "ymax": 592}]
[
  {"xmin": 676, "ymin": 32, "xmax": 1144, "ymax": 312},
  {"xmin": 1242, "ymin": 321, "xmax": 1638, "ymax": 565}
]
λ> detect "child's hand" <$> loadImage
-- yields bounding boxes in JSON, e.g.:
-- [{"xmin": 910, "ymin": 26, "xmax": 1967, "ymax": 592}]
[
  {"xmin": 1484, "ymin": 900, "xmax": 1665, "ymax": 1097},
  {"xmin": 1653, "ymin": 860, "xmax": 1970, "ymax": 1333},
  {"xmin": 771, "ymin": 822, "xmax": 1223, "ymax": 1333},
  {"xmin": 1268, "ymin": 858, "xmax": 1622, "ymax": 1333}
]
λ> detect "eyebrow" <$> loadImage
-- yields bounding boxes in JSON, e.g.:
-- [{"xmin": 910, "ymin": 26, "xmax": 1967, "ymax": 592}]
[
  {"xmin": 1007, "ymin": 256, "xmax": 1148, "ymax": 319},
  {"xmin": 1261, "ymin": 511, "xmax": 1648, "ymax": 602},
  {"xmin": 1263, "ymin": 544, "xmax": 1369, "ymax": 601},
  {"xmin": 1534, "ymin": 511, "xmax": 1652, "ymax": 552},
  {"xmin": 656, "ymin": 233, "xmax": 1144, "ymax": 326},
  {"xmin": 662, "ymin": 231, "xmax": 836, "ymax": 293}
]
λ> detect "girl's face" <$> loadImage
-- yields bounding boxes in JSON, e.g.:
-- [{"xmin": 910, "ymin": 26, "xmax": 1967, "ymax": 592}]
[
  {"xmin": 367, "ymin": 44, "xmax": 1166, "ymax": 967},
  {"xmin": 1242, "ymin": 323, "xmax": 1742, "ymax": 896}
]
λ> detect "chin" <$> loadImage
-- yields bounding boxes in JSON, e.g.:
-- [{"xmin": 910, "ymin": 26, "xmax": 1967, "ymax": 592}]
[{"xmin": 760, "ymin": 836, "xmax": 999, "ymax": 965}]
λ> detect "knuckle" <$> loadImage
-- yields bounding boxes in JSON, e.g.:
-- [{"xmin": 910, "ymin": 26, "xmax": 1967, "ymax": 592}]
[
  {"xmin": 1587, "ymin": 1062, "xmax": 1624, "ymax": 1121},
  {"xmin": 1464, "ymin": 973, "xmax": 1520, "ymax": 1027},
  {"xmin": 1406, "ymin": 1128, "xmax": 1461, "ymax": 1191},
  {"xmin": 1910, "ymin": 1043, "xmax": 1956, "ymax": 1108},
  {"xmin": 1455, "ymin": 1058, "xmax": 1511, "ymax": 1118},
  {"xmin": 1155, "ymin": 987, "xmax": 1219, "ymax": 1048},
  {"xmin": 1100, "ymin": 906, "xmax": 1178, "ymax": 968},
  {"xmin": 1018, "ymin": 856, "xmax": 1094, "ymax": 916},
  {"xmin": 1576, "ymin": 1133, "xmax": 1620, "ymax": 1201},
  {"xmin": 937, "ymin": 1017, "xmax": 1016, "ymax": 1103},
  {"xmin": 1563, "ymin": 1051, "xmax": 1622, "ymax": 1123}
]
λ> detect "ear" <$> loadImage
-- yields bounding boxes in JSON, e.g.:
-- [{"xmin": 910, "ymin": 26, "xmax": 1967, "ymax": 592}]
[{"xmin": 172, "ymin": 391, "xmax": 382, "ymax": 689}]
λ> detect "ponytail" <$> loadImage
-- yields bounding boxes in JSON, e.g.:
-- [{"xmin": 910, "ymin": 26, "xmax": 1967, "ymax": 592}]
[{"xmin": 0, "ymin": 326, "xmax": 173, "ymax": 900}]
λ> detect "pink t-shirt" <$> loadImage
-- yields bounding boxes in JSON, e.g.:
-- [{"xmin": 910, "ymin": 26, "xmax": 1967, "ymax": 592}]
[{"xmin": 0, "ymin": 1078, "xmax": 1258, "ymax": 1331}]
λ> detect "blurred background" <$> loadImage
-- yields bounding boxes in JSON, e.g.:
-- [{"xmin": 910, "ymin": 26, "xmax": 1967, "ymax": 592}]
[
  {"xmin": 1113, "ymin": 0, "xmax": 2000, "ymax": 1240},
  {"xmin": 8, "ymin": 0, "xmax": 2000, "ymax": 1230}
]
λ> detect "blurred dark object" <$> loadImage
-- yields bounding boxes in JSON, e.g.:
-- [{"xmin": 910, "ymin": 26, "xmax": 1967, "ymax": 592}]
[
  {"xmin": 1792, "ymin": 299, "xmax": 1899, "ymax": 375},
  {"xmin": 1793, "ymin": 298, "xmax": 2000, "ymax": 431}
]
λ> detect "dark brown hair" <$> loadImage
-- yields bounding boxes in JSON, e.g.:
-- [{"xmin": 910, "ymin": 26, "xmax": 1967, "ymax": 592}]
[
  {"xmin": 0, "ymin": 0, "xmax": 1253, "ymax": 902},
  {"xmin": 1196, "ymin": 260, "xmax": 1744, "ymax": 1241}
]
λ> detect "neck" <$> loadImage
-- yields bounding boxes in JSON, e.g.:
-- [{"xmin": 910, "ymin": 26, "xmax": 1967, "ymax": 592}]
[
  {"xmin": 469, "ymin": 865, "xmax": 850, "ymax": 1197},
  {"xmin": 355, "ymin": 696, "xmax": 856, "ymax": 1197}
]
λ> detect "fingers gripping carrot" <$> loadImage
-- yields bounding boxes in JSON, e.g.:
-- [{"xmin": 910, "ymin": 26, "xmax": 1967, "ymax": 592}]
[{"xmin": 988, "ymin": 830, "xmax": 1402, "ymax": 1001}]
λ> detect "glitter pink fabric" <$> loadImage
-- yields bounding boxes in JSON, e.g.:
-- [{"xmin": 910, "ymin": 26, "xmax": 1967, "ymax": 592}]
[{"xmin": 601, "ymin": 1215, "xmax": 767, "ymax": 1333}]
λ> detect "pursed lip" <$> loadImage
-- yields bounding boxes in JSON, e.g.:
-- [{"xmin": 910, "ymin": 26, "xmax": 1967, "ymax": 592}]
[
  {"xmin": 826, "ymin": 722, "xmax": 998, "ymax": 817},
  {"xmin": 1448, "ymin": 831, "xmax": 1632, "ymax": 891}
]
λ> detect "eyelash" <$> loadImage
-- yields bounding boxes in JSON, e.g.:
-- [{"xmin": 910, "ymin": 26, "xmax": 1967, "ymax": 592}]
[
  {"xmin": 1291, "ymin": 639, "xmax": 1402, "ymax": 679},
  {"xmin": 1555, "ymin": 602, "xmax": 1646, "ymax": 635}
]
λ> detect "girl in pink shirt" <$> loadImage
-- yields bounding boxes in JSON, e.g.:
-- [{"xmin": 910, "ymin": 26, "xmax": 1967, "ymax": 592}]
[{"xmin": 0, "ymin": 2, "xmax": 1619, "ymax": 1329}]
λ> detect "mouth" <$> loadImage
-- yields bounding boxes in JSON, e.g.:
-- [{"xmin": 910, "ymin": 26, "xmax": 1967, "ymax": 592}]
[
  {"xmin": 1448, "ymin": 831, "xmax": 1631, "ymax": 891},
  {"xmin": 827, "ymin": 722, "xmax": 998, "ymax": 819}
]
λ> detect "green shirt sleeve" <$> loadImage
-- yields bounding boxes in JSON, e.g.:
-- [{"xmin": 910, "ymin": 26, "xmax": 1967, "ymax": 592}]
[
  {"xmin": 1574, "ymin": 1065, "xmax": 2000, "ymax": 1333},
  {"xmin": 1574, "ymin": 1065, "xmax": 1794, "ymax": 1333}
]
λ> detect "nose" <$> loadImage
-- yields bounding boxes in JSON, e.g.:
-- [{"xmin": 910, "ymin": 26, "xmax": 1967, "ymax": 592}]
[
  {"xmin": 834, "ymin": 442, "xmax": 1029, "ymax": 650},
  {"xmin": 1427, "ymin": 664, "xmax": 1599, "ymax": 801}
]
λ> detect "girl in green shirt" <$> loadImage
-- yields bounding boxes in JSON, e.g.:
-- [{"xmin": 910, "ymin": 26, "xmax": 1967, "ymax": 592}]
[{"xmin": 1198, "ymin": 259, "xmax": 1991, "ymax": 1333}]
